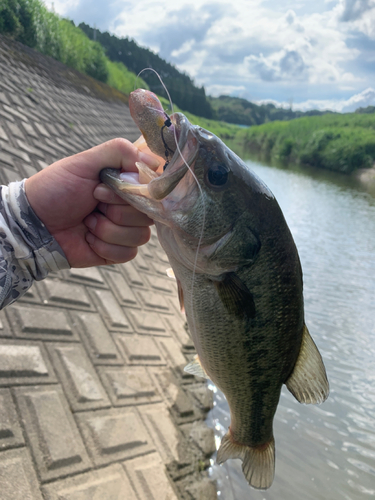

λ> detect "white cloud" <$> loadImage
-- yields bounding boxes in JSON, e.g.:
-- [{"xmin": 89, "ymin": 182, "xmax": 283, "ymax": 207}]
[
  {"xmin": 258, "ymin": 87, "xmax": 375, "ymax": 111},
  {"xmin": 166, "ymin": 5, "xmax": 361, "ymax": 89},
  {"xmin": 340, "ymin": 87, "xmax": 375, "ymax": 111},
  {"xmin": 45, "ymin": 0, "xmax": 80, "ymax": 16},
  {"xmin": 337, "ymin": 0, "xmax": 375, "ymax": 21},
  {"xmin": 44, "ymin": 0, "xmax": 375, "ymax": 107},
  {"xmin": 206, "ymin": 84, "xmax": 247, "ymax": 97},
  {"xmin": 334, "ymin": 0, "xmax": 375, "ymax": 39},
  {"xmin": 245, "ymin": 49, "xmax": 309, "ymax": 82}
]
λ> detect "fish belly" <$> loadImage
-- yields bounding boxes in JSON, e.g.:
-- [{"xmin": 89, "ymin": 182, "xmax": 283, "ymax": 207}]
[{"xmin": 174, "ymin": 263, "xmax": 300, "ymax": 446}]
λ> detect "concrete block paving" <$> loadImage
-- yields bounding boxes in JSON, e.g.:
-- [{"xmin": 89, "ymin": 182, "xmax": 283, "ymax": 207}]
[{"xmin": 0, "ymin": 34, "xmax": 216, "ymax": 499}]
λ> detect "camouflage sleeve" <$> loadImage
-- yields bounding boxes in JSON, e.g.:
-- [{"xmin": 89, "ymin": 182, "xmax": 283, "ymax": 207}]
[{"xmin": 0, "ymin": 180, "xmax": 70, "ymax": 309}]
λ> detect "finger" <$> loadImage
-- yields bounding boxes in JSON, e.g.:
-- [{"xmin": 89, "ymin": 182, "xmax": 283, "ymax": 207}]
[
  {"xmin": 84, "ymin": 212, "xmax": 151, "ymax": 247},
  {"xmin": 86, "ymin": 232, "xmax": 138, "ymax": 264},
  {"xmin": 97, "ymin": 203, "xmax": 154, "ymax": 227},
  {"xmin": 134, "ymin": 135, "xmax": 165, "ymax": 174},
  {"xmin": 94, "ymin": 184, "xmax": 130, "ymax": 204},
  {"xmin": 61, "ymin": 138, "xmax": 161, "ymax": 180}
]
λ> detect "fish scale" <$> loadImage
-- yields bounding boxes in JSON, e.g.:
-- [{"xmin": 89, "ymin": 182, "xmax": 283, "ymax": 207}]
[{"xmin": 100, "ymin": 88, "xmax": 329, "ymax": 490}]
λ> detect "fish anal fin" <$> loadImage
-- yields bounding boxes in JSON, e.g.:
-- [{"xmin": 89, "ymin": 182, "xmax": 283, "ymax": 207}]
[
  {"xmin": 286, "ymin": 324, "xmax": 329, "ymax": 404},
  {"xmin": 217, "ymin": 431, "xmax": 275, "ymax": 490},
  {"xmin": 215, "ymin": 273, "xmax": 256, "ymax": 319},
  {"xmin": 184, "ymin": 355, "xmax": 209, "ymax": 379},
  {"xmin": 176, "ymin": 278, "xmax": 185, "ymax": 313}
]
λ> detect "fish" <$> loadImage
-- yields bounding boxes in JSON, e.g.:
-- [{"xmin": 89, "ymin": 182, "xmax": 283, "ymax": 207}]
[{"xmin": 100, "ymin": 88, "xmax": 329, "ymax": 490}]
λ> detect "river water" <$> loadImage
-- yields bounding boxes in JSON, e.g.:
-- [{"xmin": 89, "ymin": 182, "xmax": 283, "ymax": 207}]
[{"xmin": 207, "ymin": 158, "xmax": 375, "ymax": 499}]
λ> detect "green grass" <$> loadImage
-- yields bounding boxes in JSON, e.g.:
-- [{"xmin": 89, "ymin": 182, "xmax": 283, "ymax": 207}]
[
  {"xmin": 0, "ymin": 0, "xmax": 147, "ymax": 91},
  {"xmin": 106, "ymin": 60, "xmax": 148, "ymax": 95},
  {"xmin": 237, "ymin": 113, "xmax": 375, "ymax": 173}
]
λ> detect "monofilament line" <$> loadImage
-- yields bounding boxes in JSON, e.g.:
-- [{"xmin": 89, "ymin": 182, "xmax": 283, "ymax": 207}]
[{"xmin": 135, "ymin": 68, "xmax": 207, "ymax": 346}]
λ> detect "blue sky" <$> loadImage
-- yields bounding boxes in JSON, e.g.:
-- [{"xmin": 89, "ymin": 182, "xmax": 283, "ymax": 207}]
[{"xmin": 47, "ymin": 0, "xmax": 375, "ymax": 111}]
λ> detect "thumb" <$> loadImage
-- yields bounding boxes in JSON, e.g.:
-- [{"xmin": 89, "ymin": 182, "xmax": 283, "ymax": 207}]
[{"xmin": 60, "ymin": 138, "xmax": 161, "ymax": 181}]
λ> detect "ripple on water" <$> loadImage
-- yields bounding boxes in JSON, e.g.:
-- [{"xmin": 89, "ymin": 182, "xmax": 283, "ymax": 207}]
[{"xmin": 347, "ymin": 479, "xmax": 375, "ymax": 496}]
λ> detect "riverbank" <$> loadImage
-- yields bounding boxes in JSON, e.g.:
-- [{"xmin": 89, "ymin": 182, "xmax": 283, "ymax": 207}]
[
  {"xmin": 0, "ymin": 34, "xmax": 217, "ymax": 500},
  {"xmin": 179, "ymin": 108, "xmax": 375, "ymax": 179},
  {"xmin": 234, "ymin": 112, "xmax": 375, "ymax": 174}
]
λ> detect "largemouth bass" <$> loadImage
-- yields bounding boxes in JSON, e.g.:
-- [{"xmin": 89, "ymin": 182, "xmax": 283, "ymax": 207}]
[{"xmin": 100, "ymin": 89, "xmax": 329, "ymax": 490}]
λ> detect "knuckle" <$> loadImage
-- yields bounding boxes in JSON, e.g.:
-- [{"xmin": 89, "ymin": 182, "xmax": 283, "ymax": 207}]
[{"xmin": 110, "ymin": 137, "xmax": 134, "ymax": 156}]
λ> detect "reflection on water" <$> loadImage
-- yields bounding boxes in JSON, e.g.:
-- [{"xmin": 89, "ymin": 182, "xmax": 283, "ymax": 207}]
[{"xmin": 207, "ymin": 159, "xmax": 375, "ymax": 499}]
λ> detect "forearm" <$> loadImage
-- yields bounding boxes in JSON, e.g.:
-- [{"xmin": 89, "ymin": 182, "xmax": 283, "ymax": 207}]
[{"xmin": 0, "ymin": 180, "xmax": 69, "ymax": 309}]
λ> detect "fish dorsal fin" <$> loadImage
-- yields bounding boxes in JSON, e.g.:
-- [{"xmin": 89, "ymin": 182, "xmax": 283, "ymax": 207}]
[
  {"xmin": 184, "ymin": 355, "xmax": 209, "ymax": 379},
  {"xmin": 176, "ymin": 278, "xmax": 185, "ymax": 313},
  {"xmin": 214, "ymin": 272, "xmax": 256, "ymax": 319},
  {"xmin": 286, "ymin": 324, "xmax": 329, "ymax": 404}
]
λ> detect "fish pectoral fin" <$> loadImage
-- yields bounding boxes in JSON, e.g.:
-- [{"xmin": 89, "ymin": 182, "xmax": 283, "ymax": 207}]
[
  {"xmin": 214, "ymin": 273, "xmax": 256, "ymax": 319},
  {"xmin": 217, "ymin": 431, "xmax": 275, "ymax": 490},
  {"xmin": 286, "ymin": 324, "xmax": 329, "ymax": 404},
  {"xmin": 184, "ymin": 355, "xmax": 209, "ymax": 379}
]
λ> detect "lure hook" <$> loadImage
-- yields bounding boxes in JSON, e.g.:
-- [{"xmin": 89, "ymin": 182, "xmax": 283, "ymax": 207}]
[{"xmin": 161, "ymin": 112, "xmax": 174, "ymax": 170}]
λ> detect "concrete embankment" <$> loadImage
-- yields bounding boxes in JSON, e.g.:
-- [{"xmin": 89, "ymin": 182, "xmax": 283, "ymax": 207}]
[{"xmin": 0, "ymin": 34, "xmax": 217, "ymax": 500}]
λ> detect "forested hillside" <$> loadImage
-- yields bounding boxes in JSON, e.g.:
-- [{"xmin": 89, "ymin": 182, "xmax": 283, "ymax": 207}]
[
  {"xmin": 79, "ymin": 23, "xmax": 213, "ymax": 119},
  {"xmin": 208, "ymin": 95, "xmax": 331, "ymax": 126}
]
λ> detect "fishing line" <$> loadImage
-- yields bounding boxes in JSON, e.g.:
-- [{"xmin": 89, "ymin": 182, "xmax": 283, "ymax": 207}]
[
  {"xmin": 135, "ymin": 70, "xmax": 236, "ymax": 500},
  {"xmin": 135, "ymin": 68, "xmax": 206, "ymax": 347}
]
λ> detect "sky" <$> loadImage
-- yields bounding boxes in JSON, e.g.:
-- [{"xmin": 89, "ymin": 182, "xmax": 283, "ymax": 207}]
[{"xmin": 46, "ymin": 0, "xmax": 375, "ymax": 112}]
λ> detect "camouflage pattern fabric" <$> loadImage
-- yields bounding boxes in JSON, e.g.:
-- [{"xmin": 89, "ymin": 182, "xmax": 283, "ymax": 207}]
[{"xmin": 0, "ymin": 180, "xmax": 69, "ymax": 308}]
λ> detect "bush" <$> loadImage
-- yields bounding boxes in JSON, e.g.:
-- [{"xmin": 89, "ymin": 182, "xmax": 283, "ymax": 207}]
[
  {"xmin": 300, "ymin": 130, "xmax": 338, "ymax": 167},
  {"xmin": 58, "ymin": 19, "xmax": 108, "ymax": 81},
  {"xmin": 0, "ymin": 0, "xmax": 36, "ymax": 46},
  {"xmin": 30, "ymin": 0, "xmax": 63, "ymax": 59},
  {"xmin": 238, "ymin": 114, "xmax": 375, "ymax": 173},
  {"xmin": 278, "ymin": 138, "xmax": 294, "ymax": 159}
]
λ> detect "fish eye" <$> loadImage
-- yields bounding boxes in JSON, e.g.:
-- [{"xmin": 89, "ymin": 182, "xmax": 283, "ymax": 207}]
[{"xmin": 206, "ymin": 164, "xmax": 229, "ymax": 188}]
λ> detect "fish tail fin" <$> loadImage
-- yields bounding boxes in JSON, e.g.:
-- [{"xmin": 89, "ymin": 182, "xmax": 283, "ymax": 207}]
[{"xmin": 217, "ymin": 430, "xmax": 275, "ymax": 490}]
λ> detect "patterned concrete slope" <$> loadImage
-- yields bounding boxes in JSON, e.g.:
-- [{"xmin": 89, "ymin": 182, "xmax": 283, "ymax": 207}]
[{"xmin": 0, "ymin": 35, "xmax": 217, "ymax": 500}]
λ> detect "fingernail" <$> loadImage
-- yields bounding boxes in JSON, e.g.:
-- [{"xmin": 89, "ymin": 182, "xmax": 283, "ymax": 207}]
[
  {"xmin": 94, "ymin": 184, "xmax": 115, "ymax": 202},
  {"xmin": 86, "ymin": 232, "xmax": 95, "ymax": 245},
  {"xmin": 85, "ymin": 214, "xmax": 97, "ymax": 231},
  {"xmin": 139, "ymin": 151, "xmax": 160, "ymax": 168}
]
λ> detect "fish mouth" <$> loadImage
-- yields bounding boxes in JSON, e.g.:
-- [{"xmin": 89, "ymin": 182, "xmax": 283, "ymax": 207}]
[{"xmin": 100, "ymin": 112, "xmax": 199, "ymax": 203}]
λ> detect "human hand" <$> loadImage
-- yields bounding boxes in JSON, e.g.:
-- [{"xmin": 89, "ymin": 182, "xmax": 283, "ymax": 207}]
[{"xmin": 25, "ymin": 138, "xmax": 161, "ymax": 268}]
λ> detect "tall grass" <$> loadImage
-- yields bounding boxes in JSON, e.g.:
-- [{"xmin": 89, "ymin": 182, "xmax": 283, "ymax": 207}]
[
  {"xmin": 237, "ymin": 113, "xmax": 375, "ymax": 173},
  {"xmin": 0, "ymin": 0, "xmax": 147, "ymax": 89},
  {"xmin": 106, "ymin": 60, "xmax": 147, "ymax": 95}
]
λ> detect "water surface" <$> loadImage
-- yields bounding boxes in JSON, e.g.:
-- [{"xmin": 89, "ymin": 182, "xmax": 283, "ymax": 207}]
[{"xmin": 207, "ymin": 160, "xmax": 375, "ymax": 499}]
